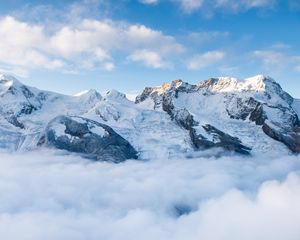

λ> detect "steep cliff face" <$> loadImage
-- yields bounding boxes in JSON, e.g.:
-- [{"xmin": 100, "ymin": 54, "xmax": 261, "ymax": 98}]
[
  {"xmin": 136, "ymin": 75, "xmax": 300, "ymax": 154},
  {"xmin": 0, "ymin": 74, "xmax": 299, "ymax": 158},
  {"xmin": 38, "ymin": 115, "xmax": 138, "ymax": 163}
]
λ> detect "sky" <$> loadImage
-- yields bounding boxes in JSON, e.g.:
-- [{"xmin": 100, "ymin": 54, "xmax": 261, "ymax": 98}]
[{"xmin": 0, "ymin": 0, "xmax": 299, "ymax": 97}]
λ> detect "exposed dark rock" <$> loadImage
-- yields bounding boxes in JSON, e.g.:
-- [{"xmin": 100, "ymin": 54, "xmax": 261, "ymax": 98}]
[
  {"xmin": 249, "ymin": 103, "xmax": 266, "ymax": 125},
  {"xmin": 226, "ymin": 95, "xmax": 300, "ymax": 153},
  {"xmin": 18, "ymin": 103, "xmax": 38, "ymax": 115},
  {"xmin": 38, "ymin": 115, "xmax": 139, "ymax": 163},
  {"xmin": 20, "ymin": 85, "xmax": 35, "ymax": 98},
  {"xmin": 161, "ymin": 95, "xmax": 197, "ymax": 130},
  {"xmin": 226, "ymin": 97, "xmax": 261, "ymax": 121},
  {"xmin": 262, "ymin": 122, "xmax": 300, "ymax": 153},
  {"xmin": 138, "ymin": 82, "xmax": 251, "ymax": 155},
  {"xmin": 5, "ymin": 115, "xmax": 25, "ymax": 129},
  {"xmin": 136, "ymin": 76, "xmax": 300, "ymax": 154},
  {"xmin": 2, "ymin": 83, "xmax": 43, "ymax": 120},
  {"xmin": 202, "ymin": 124, "xmax": 251, "ymax": 155},
  {"xmin": 263, "ymin": 78, "xmax": 294, "ymax": 105},
  {"xmin": 189, "ymin": 128, "xmax": 215, "ymax": 149},
  {"xmin": 173, "ymin": 109, "xmax": 197, "ymax": 130},
  {"xmin": 135, "ymin": 87, "xmax": 154, "ymax": 104},
  {"xmin": 197, "ymin": 78, "xmax": 219, "ymax": 89},
  {"xmin": 189, "ymin": 125, "xmax": 251, "ymax": 155}
]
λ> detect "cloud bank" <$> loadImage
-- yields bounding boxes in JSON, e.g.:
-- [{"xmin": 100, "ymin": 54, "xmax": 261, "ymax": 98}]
[
  {"xmin": 0, "ymin": 16, "xmax": 183, "ymax": 72},
  {"xmin": 0, "ymin": 150, "xmax": 299, "ymax": 239}
]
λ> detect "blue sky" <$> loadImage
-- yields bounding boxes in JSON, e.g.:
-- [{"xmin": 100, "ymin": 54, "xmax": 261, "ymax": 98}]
[{"xmin": 0, "ymin": 0, "xmax": 299, "ymax": 97}]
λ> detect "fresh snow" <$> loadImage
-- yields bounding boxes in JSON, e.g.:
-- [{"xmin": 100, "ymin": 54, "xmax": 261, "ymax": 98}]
[
  {"xmin": 0, "ymin": 74, "xmax": 298, "ymax": 157},
  {"xmin": 89, "ymin": 126, "xmax": 107, "ymax": 137},
  {"xmin": 52, "ymin": 123, "xmax": 66, "ymax": 137}
]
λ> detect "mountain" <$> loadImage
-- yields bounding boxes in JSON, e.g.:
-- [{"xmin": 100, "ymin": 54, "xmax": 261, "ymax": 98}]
[
  {"xmin": 0, "ymin": 74, "xmax": 299, "ymax": 160},
  {"xmin": 38, "ymin": 115, "xmax": 138, "ymax": 163},
  {"xmin": 136, "ymin": 75, "xmax": 300, "ymax": 154}
]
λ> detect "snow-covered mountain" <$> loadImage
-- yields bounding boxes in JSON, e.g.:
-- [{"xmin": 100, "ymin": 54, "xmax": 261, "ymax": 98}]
[{"xmin": 0, "ymin": 74, "xmax": 299, "ymax": 160}]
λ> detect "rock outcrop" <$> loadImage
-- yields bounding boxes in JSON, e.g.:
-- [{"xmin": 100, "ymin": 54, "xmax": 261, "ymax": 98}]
[
  {"xmin": 137, "ymin": 79, "xmax": 252, "ymax": 155},
  {"xmin": 38, "ymin": 115, "xmax": 139, "ymax": 163},
  {"xmin": 136, "ymin": 75, "xmax": 300, "ymax": 154},
  {"xmin": 0, "ymin": 74, "xmax": 299, "ymax": 157}
]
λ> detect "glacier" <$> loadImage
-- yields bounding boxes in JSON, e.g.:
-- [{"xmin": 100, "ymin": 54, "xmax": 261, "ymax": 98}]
[{"xmin": 0, "ymin": 73, "xmax": 299, "ymax": 159}]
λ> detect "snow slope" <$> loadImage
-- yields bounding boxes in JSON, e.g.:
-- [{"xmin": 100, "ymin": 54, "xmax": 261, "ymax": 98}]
[
  {"xmin": 0, "ymin": 75, "xmax": 192, "ymax": 158},
  {"xmin": 83, "ymin": 90, "xmax": 192, "ymax": 159},
  {"xmin": 0, "ymin": 74, "xmax": 299, "ymax": 157},
  {"xmin": 136, "ymin": 75, "xmax": 300, "ymax": 155}
]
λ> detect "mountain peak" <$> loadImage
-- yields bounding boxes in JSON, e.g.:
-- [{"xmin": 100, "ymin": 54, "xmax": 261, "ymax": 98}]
[
  {"xmin": 155, "ymin": 79, "xmax": 183, "ymax": 94},
  {"xmin": 195, "ymin": 75, "xmax": 292, "ymax": 104},
  {"xmin": 0, "ymin": 73, "xmax": 299, "ymax": 156},
  {"xmin": 0, "ymin": 73, "xmax": 16, "ymax": 81},
  {"xmin": 0, "ymin": 77, "xmax": 13, "ymax": 95},
  {"xmin": 105, "ymin": 89, "xmax": 129, "ymax": 101},
  {"xmin": 197, "ymin": 75, "xmax": 275, "ymax": 93},
  {"xmin": 75, "ymin": 89, "xmax": 102, "ymax": 99},
  {"xmin": 0, "ymin": 74, "xmax": 24, "ymax": 95}
]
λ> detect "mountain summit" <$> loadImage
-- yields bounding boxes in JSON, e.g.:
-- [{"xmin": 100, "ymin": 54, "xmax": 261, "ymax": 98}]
[{"xmin": 0, "ymin": 74, "xmax": 299, "ymax": 160}]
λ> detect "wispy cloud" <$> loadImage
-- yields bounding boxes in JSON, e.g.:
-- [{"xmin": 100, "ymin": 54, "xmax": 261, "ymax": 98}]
[
  {"xmin": 188, "ymin": 31, "xmax": 229, "ymax": 42},
  {"xmin": 140, "ymin": 0, "xmax": 277, "ymax": 13},
  {"xmin": 128, "ymin": 49, "xmax": 173, "ymax": 69},
  {"xmin": 253, "ymin": 49, "xmax": 300, "ymax": 72},
  {"xmin": 187, "ymin": 50, "xmax": 226, "ymax": 70},
  {"xmin": 139, "ymin": 0, "xmax": 159, "ymax": 4},
  {"xmin": 288, "ymin": 0, "xmax": 300, "ymax": 10}
]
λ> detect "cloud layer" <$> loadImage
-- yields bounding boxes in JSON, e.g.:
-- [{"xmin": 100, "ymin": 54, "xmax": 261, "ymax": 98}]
[
  {"xmin": 0, "ymin": 150, "xmax": 299, "ymax": 239},
  {"xmin": 0, "ymin": 16, "xmax": 183, "ymax": 72}
]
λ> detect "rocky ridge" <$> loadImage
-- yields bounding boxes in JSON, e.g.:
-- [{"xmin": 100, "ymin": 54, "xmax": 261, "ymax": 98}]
[
  {"xmin": 0, "ymin": 74, "xmax": 299, "ymax": 160},
  {"xmin": 136, "ymin": 75, "xmax": 300, "ymax": 154}
]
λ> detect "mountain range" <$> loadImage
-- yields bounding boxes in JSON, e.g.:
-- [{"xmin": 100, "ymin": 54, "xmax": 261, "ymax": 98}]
[{"xmin": 0, "ymin": 74, "xmax": 299, "ymax": 161}]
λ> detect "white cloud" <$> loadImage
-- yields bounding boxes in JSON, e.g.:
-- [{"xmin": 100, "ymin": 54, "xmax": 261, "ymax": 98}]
[
  {"xmin": 178, "ymin": 0, "xmax": 205, "ymax": 12},
  {"xmin": 0, "ymin": 16, "xmax": 184, "ymax": 72},
  {"xmin": 124, "ymin": 24, "xmax": 184, "ymax": 55},
  {"xmin": 128, "ymin": 49, "xmax": 173, "ymax": 69},
  {"xmin": 139, "ymin": 0, "xmax": 159, "ymax": 4},
  {"xmin": 0, "ymin": 151, "xmax": 299, "ymax": 239},
  {"xmin": 187, "ymin": 31, "xmax": 229, "ymax": 45},
  {"xmin": 215, "ymin": 0, "xmax": 276, "ymax": 12},
  {"xmin": 288, "ymin": 0, "xmax": 300, "ymax": 10},
  {"xmin": 103, "ymin": 62, "xmax": 115, "ymax": 71},
  {"xmin": 0, "ymin": 66, "xmax": 29, "ymax": 78},
  {"xmin": 145, "ymin": 0, "xmax": 276, "ymax": 13},
  {"xmin": 49, "ymin": 19, "xmax": 118, "ymax": 58},
  {"xmin": 0, "ymin": 16, "xmax": 63, "ymax": 69},
  {"xmin": 295, "ymin": 66, "xmax": 300, "ymax": 72},
  {"xmin": 187, "ymin": 173, "xmax": 300, "ymax": 240},
  {"xmin": 271, "ymin": 43, "xmax": 291, "ymax": 49},
  {"xmin": 253, "ymin": 50, "xmax": 300, "ymax": 72},
  {"xmin": 187, "ymin": 50, "xmax": 226, "ymax": 70},
  {"xmin": 253, "ymin": 50, "xmax": 285, "ymax": 66}
]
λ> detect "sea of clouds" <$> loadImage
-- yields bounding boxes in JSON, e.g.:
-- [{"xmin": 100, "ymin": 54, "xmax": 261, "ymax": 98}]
[{"xmin": 0, "ymin": 150, "xmax": 300, "ymax": 240}]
